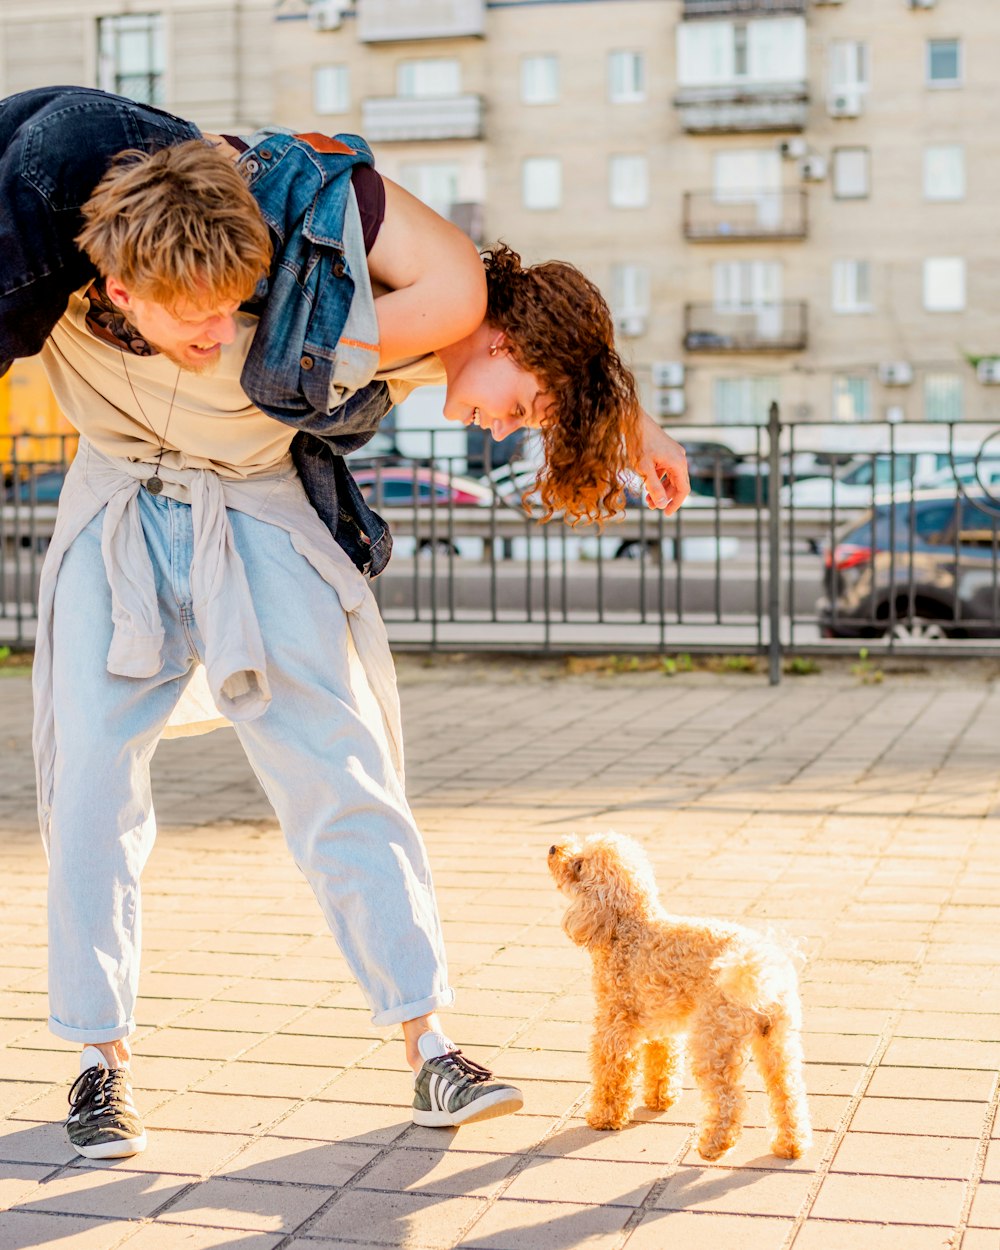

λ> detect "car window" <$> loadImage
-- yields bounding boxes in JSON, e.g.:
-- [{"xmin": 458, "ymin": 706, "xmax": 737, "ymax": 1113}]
[
  {"xmin": 959, "ymin": 498, "xmax": 1000, "ymax": 548},
  {"xmin": 914, "ymin": 500, "xmax": 959, "ymax": 544}
]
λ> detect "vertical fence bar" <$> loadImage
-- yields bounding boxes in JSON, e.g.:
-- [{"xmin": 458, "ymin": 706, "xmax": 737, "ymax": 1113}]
[{"xmin": 767, "ymin": 401, "xmax": 782, "ymax": 686}]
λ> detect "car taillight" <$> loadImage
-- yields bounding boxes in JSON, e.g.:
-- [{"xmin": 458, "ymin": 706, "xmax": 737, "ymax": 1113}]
[{"xmin": 825, "ymin": 544, "xmax": 873, "ymax": 571}]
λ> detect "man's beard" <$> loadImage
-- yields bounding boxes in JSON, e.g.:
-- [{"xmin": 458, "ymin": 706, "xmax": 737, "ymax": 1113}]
[{"xmin": 149, "ymin": 340, "xmax": 222, "ymax": 375}]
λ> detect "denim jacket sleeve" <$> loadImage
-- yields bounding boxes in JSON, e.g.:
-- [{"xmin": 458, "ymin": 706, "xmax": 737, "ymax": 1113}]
[{"xmin": 0, "ymin": 87, "xmax": 199, "ymax": 374}]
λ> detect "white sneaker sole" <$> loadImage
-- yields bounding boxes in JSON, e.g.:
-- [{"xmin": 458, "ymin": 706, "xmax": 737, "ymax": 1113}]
[
  {"xmin": 71, "ymin": 1131, "xmax": 147, "ymax": 1159},
  {"xmin": 413, "ymin": 1088, "xmax": 524, "ymax": 1128}
]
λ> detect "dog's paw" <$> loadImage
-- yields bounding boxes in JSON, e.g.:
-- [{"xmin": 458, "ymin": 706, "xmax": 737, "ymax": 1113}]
[
  {"xmin": 643, "ymin": 1085, "xmax": 679, "ymax": 1112},
  {"xmin": 771, "ymin": 1131, "xmax": 811, "ymax": 1160},
  {"xmin": 697, "ymin": 1131, "xmax": 736, "ymax": 1161},
  {"xmin": 586, "ymin": 1108, "xmax": 631, "ymax": 1132}
]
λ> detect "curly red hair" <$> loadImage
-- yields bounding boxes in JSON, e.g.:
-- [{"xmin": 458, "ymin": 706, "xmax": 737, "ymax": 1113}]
[{"xmin": 483, "ymin": 243, "xmax": 641, "ymax": 525}]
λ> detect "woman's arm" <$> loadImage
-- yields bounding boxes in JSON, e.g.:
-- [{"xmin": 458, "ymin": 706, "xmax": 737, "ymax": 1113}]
[
  {"xmin": 367, "ymin": 177, "xmax": 487, "ymax": 368},
  {"xmin": 629, "ymin": 410, "xmax": 690, "ymax": 515}
]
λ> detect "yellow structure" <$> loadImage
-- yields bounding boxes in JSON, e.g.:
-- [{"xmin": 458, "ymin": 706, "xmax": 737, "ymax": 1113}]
[{"xmin": 0, "ymin": 359, "xmax": 75, "ymax": 463}]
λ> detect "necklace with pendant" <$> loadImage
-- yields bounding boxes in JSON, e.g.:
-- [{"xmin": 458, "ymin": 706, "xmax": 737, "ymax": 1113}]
[{"xmin": 119, "ymin": 348, "xmax": 182, "ymax": 494}]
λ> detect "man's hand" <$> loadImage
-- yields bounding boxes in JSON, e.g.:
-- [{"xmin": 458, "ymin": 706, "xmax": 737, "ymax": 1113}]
[{"xmin": 630, "ymin": 409, "xmax": 690, "ymax": 515}]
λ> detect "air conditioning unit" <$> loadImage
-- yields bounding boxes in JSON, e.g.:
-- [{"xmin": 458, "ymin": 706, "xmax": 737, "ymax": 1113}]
[
  {"xmin": 878, "ymin": 362, "xmax": 914, "ymax": 386},
  {"xmin": 976, "ymin": 359, "xmax": 1000, "ymax": 385},
  {"xmin": 778, "ymin": 138, "xmax": 808, "ymax": 160},
  {"xmin": 617, "ymin": 314, "xmax": 647, "ymax": 339},
  {"xmin": 814, "ymin": 0, "xmax": 845, "ymax": 5},
  {"xmin": 828, "ymin": 91, "xmax": 863, "ymax": 118},
  {"xmin": 309, "ymin": 0, "xmax": 343, "ymax": 31},
  {"xmin": 655, "ymin": 389, "xmax": 686, "ymax": 418},
  {"xmin": 801, "ymin": 155, "xmax": 828, "ymax": 181},
  {"xmin": 651, "ymin": 361, "xmax": 685, "ymax": 389},
  {"xmin": 909, "ymin": 0, "xmax": 936, "ymax": 9}
]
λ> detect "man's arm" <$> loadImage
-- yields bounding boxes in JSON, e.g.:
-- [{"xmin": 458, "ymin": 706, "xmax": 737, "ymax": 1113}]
[{"xmin": 366, "ymin": 177, "xmax": 487, "ymax": 368}]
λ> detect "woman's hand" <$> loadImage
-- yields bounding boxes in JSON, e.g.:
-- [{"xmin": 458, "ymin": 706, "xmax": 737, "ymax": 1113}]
[{"xmin": 630, "ymin": 409, "xmax": 690, "ymax": 515}]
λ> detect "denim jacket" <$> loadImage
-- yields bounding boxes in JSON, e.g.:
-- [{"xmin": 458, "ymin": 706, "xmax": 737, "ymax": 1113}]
[{"xmin": 0, "ymin": 86, "xmax": 393, "ymax": 576}]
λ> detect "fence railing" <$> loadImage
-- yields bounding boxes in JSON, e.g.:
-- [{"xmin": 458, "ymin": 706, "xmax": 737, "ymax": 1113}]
[{"xmin": 4, "ymin": 415, "xmax": 1000, "ymax": 680}]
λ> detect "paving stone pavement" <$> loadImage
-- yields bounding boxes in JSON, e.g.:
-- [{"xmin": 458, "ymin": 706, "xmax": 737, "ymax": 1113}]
[{"xmin": 0, "ymin": 655, "xmax": 999, "ymax": 1250}]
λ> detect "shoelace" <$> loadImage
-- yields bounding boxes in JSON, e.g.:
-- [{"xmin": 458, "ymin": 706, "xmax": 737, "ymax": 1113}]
[
  {"xmin": 435, "ymin": 1049, "xmax": 494, "ymax": 1086},
  {"xmin": 67, "ymin": 1066, "xmax": 133, "ymax": 1120}
]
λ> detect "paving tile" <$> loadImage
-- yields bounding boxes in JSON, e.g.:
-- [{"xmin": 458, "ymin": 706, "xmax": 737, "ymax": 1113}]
[
  {"xmin": 653, "ymin": 1165, "xmax": 813, "ymax": 1217},
  {"xmin": 358, "ymin": 1146, "xmax": 517, "ymax": 1198},
  {"xmin": 217, "ymin": 1135, "xmax": 376, "ymax": 1187},
  {"xmin": 832, "ymin": 1131, "xmax": 979, "ymax": 1180},
  {"xmin": 969, "ymin": 1180, "xmax": 1000, "ymax": 1228},
  {"xmin": 849, "ymin": 1097, "xmax": 989, "ymax": 1137},
  {"xmin": 456, "ymin": 1197, "xmax": 631, "ymax": 1249},
  {"xmin": 0, "ymin": 1118, "xmax": 78, "ymax": 1165},
  {"xmin": 156, "ymin": 1177, "xmax": 330, "ymax": 1233},
  {"xmin": 307, "ymin": 1190, "xmax": 487, "ymax": 1245},
  {"xmin": 71, "ymin": 1130, "xmax": 252, "ymax": 1178},
  {"xmin": 0, "ymin": 1211, "xmax": 134, "ymax": 1250},
  {"xmin": 866, "ymin": 1068, "xmax": 997, "ymax": 1101},
  {"xmin": 0, "ymin": 1161, "xmax": 52, "ymax": 1208},
  {"xmin": 793, "ymin": 1221, "xmax": 955, "ymax": 1249},
  {"xmin": 962, "ymin": 1230, "xmax": 1000, "ymax": 1249},
  {"xmin": 146, "ymin": 1092, "xmax": 298, "ymax": 1135},
  {"xmin": 192, "ymin": 1061, "xmax": 338, "ymax": 1100},
  {"xmin": 17, "ymin": 1167, "xmax": 192, "ymax": 1219},
  {"xmin": 115, "ymin": 1224, "xmax": 284, "ymax": 1248},
  {"xmin": 405, "ymin": 1113, "xmax": 558, "ymax": 1157},
  {"xmin": 504, "ymin": 1155, "xmax": 662, "ymax": 1207},
  {"xmin": 809, "ymin": 1173, "xmax": 965, "ymax": 1225},
  {"xmin": 627, "ymin": 1210, "xmax": 794, "ymax": 1250},
  {"xmin": 535, "ymin": 1119, "xmax": 692, "ymax": 1165}
]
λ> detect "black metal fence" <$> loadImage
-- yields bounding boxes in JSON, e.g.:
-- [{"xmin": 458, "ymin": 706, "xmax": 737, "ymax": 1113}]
[{"xmin": 4, "ymin": 414, "xmax": 1000, "ymax": 681}]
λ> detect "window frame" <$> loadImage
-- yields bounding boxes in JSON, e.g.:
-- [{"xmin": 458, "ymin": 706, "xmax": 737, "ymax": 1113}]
[
  {"xmin": 608, "ymin": 50, "xmax": 646, "ymax": 104},
  {"xmin": 521, "ymin": 156, "xmax": 562, "ymax": 211},
  {"xmin": 609, "ymin": 154, "xmax": 650, "ymax": 210},
  {"xmin": 832, "ymin": 146, "xmax": 870, "ymax": 201},
  {"xmin": 832, "ymin": 259, "xmax": 873, "ymax": 314},
  {"xmin": 927, "ymin": 37, "xmax": 962, "ymax": 89},
  {"xmin": 923, "ymin": 258, "xmax": 966, "ymax": 313},
  {"xmin": 313, "ymin": 64, "xmax": 350, "ymax": 116},
  {"xmin": 923, "ymin": 144, "xmax": 965, "ymax": 201},
  {"xmin": 397, "ymin": 57, "xmax": 461, "ymax": 98},
  {"xmin": 520, "ymin": 53, "xmax": 559, "ymax": 105},
  {"xmin": 97, "ymin": 12, "xmax": 165, "ymax": 106}
]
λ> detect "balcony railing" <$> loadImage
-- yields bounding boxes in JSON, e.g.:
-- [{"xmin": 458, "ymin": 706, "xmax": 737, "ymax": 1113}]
[
  {"xmin": 683, "ymin": 0, "xmax": 806, "ymax": 16},
  {"xmin": 361, "ymin": 94, "xmax": 483, "ymax": 143},
  {"xmin": 675, "ymin": 82, "xmax": 809, "ymax": 133},
  {"xmin": 357, "ymin": 0, "xmax": 485, "ymax": 41},
  {"xmin": 683, "ymin": 189, "xmax": 808, "ymax": 241},
  {"xmin": 684, "ymin": 302, "xmax": 808, "ymax": 352}
]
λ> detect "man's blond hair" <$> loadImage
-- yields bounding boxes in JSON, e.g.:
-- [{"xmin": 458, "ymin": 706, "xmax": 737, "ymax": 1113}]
[{"xmin": 76, "ymin": 140, "xmax": 272, "ymax": 309}]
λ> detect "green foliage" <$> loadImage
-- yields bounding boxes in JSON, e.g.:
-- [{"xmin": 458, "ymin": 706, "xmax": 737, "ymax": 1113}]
[{"xmin": 785, "ymin": 657, "xmax": 821, "ymax": 676}]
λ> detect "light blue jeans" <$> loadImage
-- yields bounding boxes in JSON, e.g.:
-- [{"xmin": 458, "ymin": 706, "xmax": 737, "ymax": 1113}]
[{"xmin": 45, "ymin": 489, "xmax": 453, "ymax": 1043}]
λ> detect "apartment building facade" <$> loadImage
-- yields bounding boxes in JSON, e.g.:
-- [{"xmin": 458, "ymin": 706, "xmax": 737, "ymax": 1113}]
[{"xmin": 1, "ymin": 0, "xmax": 997, "ymax": 441}]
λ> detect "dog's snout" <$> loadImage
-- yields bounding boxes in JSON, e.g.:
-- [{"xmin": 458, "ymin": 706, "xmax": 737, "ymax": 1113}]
[{"xmin": 548, "ymin": 845, "xmax": 558, "ymax": 857}]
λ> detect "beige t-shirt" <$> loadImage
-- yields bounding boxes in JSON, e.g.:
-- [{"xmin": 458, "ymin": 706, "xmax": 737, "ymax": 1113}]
[{"xmin": 41, "ymin": 284, "xmax": 448, "ymax": 472}]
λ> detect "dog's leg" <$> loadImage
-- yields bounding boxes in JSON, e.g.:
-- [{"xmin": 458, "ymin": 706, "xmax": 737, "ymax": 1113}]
[
  {"xmin": 752, "ymin": 1006, "xmax": 812, "ymax": 1159},
  {"xmin": 689, "ymin": 1015, "xmax": 749, "ymax": 1161},
  {"xmin": 587, "ymin": 1021, "xmax": 640, "ymax": 1130},
  {"xmin": 642, "ymin": 1036, "xmax": 684, "ymax": 1112}
]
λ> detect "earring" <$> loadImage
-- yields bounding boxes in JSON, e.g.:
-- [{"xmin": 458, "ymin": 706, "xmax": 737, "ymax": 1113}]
[{"xmin": 489, "ymin": 343, "xmax": 499, "ymax": 357}]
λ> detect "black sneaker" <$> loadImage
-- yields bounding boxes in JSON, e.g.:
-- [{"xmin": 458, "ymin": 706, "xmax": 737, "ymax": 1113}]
[
  {"xmin": 412, "ymin": 1036, "xmax": 523, "ymax": 1127},
  {"xmin": 66, "ymin": 1050, "xmax": 146, "ymax": 1159}
]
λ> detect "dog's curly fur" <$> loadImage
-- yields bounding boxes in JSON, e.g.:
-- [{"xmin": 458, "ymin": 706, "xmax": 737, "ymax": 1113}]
[{"xmin": 548, "ymin": 833, "xmax": 811, "ymax": 1160}]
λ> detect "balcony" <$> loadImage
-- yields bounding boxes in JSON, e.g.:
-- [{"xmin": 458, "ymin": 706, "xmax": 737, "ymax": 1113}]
[
  {"xmin": 683, "ymin": 0, "xmax": 806, "ymax": 15},
  {"xmin": 684, "ymin": 302, "xmax": 808, "ymax": 352},
  {"xmin": 683, "ymin": 189, "xmax": 808, "ymax": 241},
  {"xmin": 357, "ymin": 0, "xmax": 485, "ymax": 42},
  {"xmin": 361, "ymin": 94, "xmax": 483, "ymax": 143},
  {"xmin": 675, "ymin": 82, "xmax": 809, "ymax": 132}
]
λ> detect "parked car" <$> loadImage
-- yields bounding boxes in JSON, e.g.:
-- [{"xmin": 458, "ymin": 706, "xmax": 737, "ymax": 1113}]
[
  {"xmin": 351, "ymin": 466, "xmax": 496, "ymax": 559},
  {"xmin": 4, "ymin": 468, "xmax": 67, "ymax": 504},
  {"xmin": 782, "ymin": 449, "xmax": 1000, "ymax": 509},
  {"xmin": 817, "ymin": 488, "xmax": 1000, "ymax": 640}
]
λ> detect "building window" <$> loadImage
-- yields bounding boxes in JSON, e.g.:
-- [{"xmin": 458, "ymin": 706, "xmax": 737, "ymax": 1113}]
[
  {"xmin": 832, "ymin": 147, "xmax": 870, "ymax": 200},
  {"xmin": 924, "ymin": 373, "xmax": 964, "ymax": 421},
  {"xmin": 829, "ymin": 40, "xmax": 870, "ymax": 93},
  {"xmin": 520, "ymin": 54, "xmax": 558, "ymax": 105},
  {"xmin": 923, "ymin": 258, "xmax": 966, "ymax": 311},
  {"xmin": 609, "ymin": 155, "xmax": 649, "ymax": 209},
  {"xmin": 923, "ymin": 145, "xmax": 965, "ymax": 201},
  {"xmin": 399, "ymin": 162, "xmax": 461, "ymax": 219},
  {"xmin": 714, "ymin": 260, "xmax": 782, "ymax": 310},
  {"xmin": 609, "ymin": 51, "xmax": 645, "ymax": 103},
  {"xmin": 97, "ymin": 13, "xmax": 165, "ymax": 106},
  {"xmin": 714, "ymin": 377, "xmax": 781, "ymax": 425},
  {"xmin": 610, "ymin": 263, "xmax": 651, "ymax": 332},
  {"xmin": 313, "ymin": 65, "xmax": 349, "ymax": 115},
  {"xmin": 522, "ymin": 157, "xmax": 561, "ymax": 210},
  {"xmin": 397, "ymin": 58, "xmax": 461, "ymax": 98},
  {"xmin": 832, "ymin": 260, "xmax": 872, "ymax": 313},
  {"xmin": 833, "ymin": 375, "xmax": 872, "ymax": 422},
  {"xmin": 676, "ymin": 17, "xmax": 806, "ymax": 88},
  {"xmin": 927, "ymin": 38, "xmax": 962, "ymax": 87}
]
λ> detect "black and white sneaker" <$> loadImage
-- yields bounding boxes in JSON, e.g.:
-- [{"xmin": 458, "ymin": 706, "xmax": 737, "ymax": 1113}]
[
  {"xmin": 412, "ymin": 1032, "xmax": 523, "ymax": 1127},
  {"xmin": 66, "ymin": 1047, "xmax": 147, "ymax": 1159}
]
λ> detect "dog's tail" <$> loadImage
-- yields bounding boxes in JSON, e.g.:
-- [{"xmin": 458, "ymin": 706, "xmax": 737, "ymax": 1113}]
[{"xmin": 713, "ymin": 931, "xmax": 804, "ymax": 1024}]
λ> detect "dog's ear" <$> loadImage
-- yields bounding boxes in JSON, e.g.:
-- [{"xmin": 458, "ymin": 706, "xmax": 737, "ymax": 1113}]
[
  {"xmin": 571, "ymin": 858, "xmax": 584, "ymax": 878},
  {"xmin": 562, "ymin": 895, "xmax": 616, "ymax": 949}
]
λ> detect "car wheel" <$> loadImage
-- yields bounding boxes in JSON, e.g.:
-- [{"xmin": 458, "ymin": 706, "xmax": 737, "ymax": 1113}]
[
  {"xmin": 615, "ymin": 540, "xmax": 662, "ymax": 563},
  {"xmin": 417, "ymin": 539, "xmax": 459, "ymax": 558},
  {"xmin": 889, "ymin": 619, "xmax": 948, "ymax": 643}
]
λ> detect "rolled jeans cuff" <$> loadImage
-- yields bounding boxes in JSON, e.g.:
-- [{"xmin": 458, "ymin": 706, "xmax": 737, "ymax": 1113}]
[
  {"xmin": 49, "ymin": 1015, "xmax": 135, "ymax": 1045},
  {"xmin": 371, "ymin": 987, "xmax": 456, "ymax": 1028}
]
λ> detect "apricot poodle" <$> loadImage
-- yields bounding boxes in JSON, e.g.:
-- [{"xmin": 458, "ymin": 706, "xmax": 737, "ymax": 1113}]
[{"xmin": 548, "ymin": 833, "xmax": 811, "ymax": 1160}]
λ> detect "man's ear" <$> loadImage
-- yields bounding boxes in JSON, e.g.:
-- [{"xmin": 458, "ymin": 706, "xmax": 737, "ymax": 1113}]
[{"xmin": 104, "ymin": 275, "xmax": 134, "ymax": 313}]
